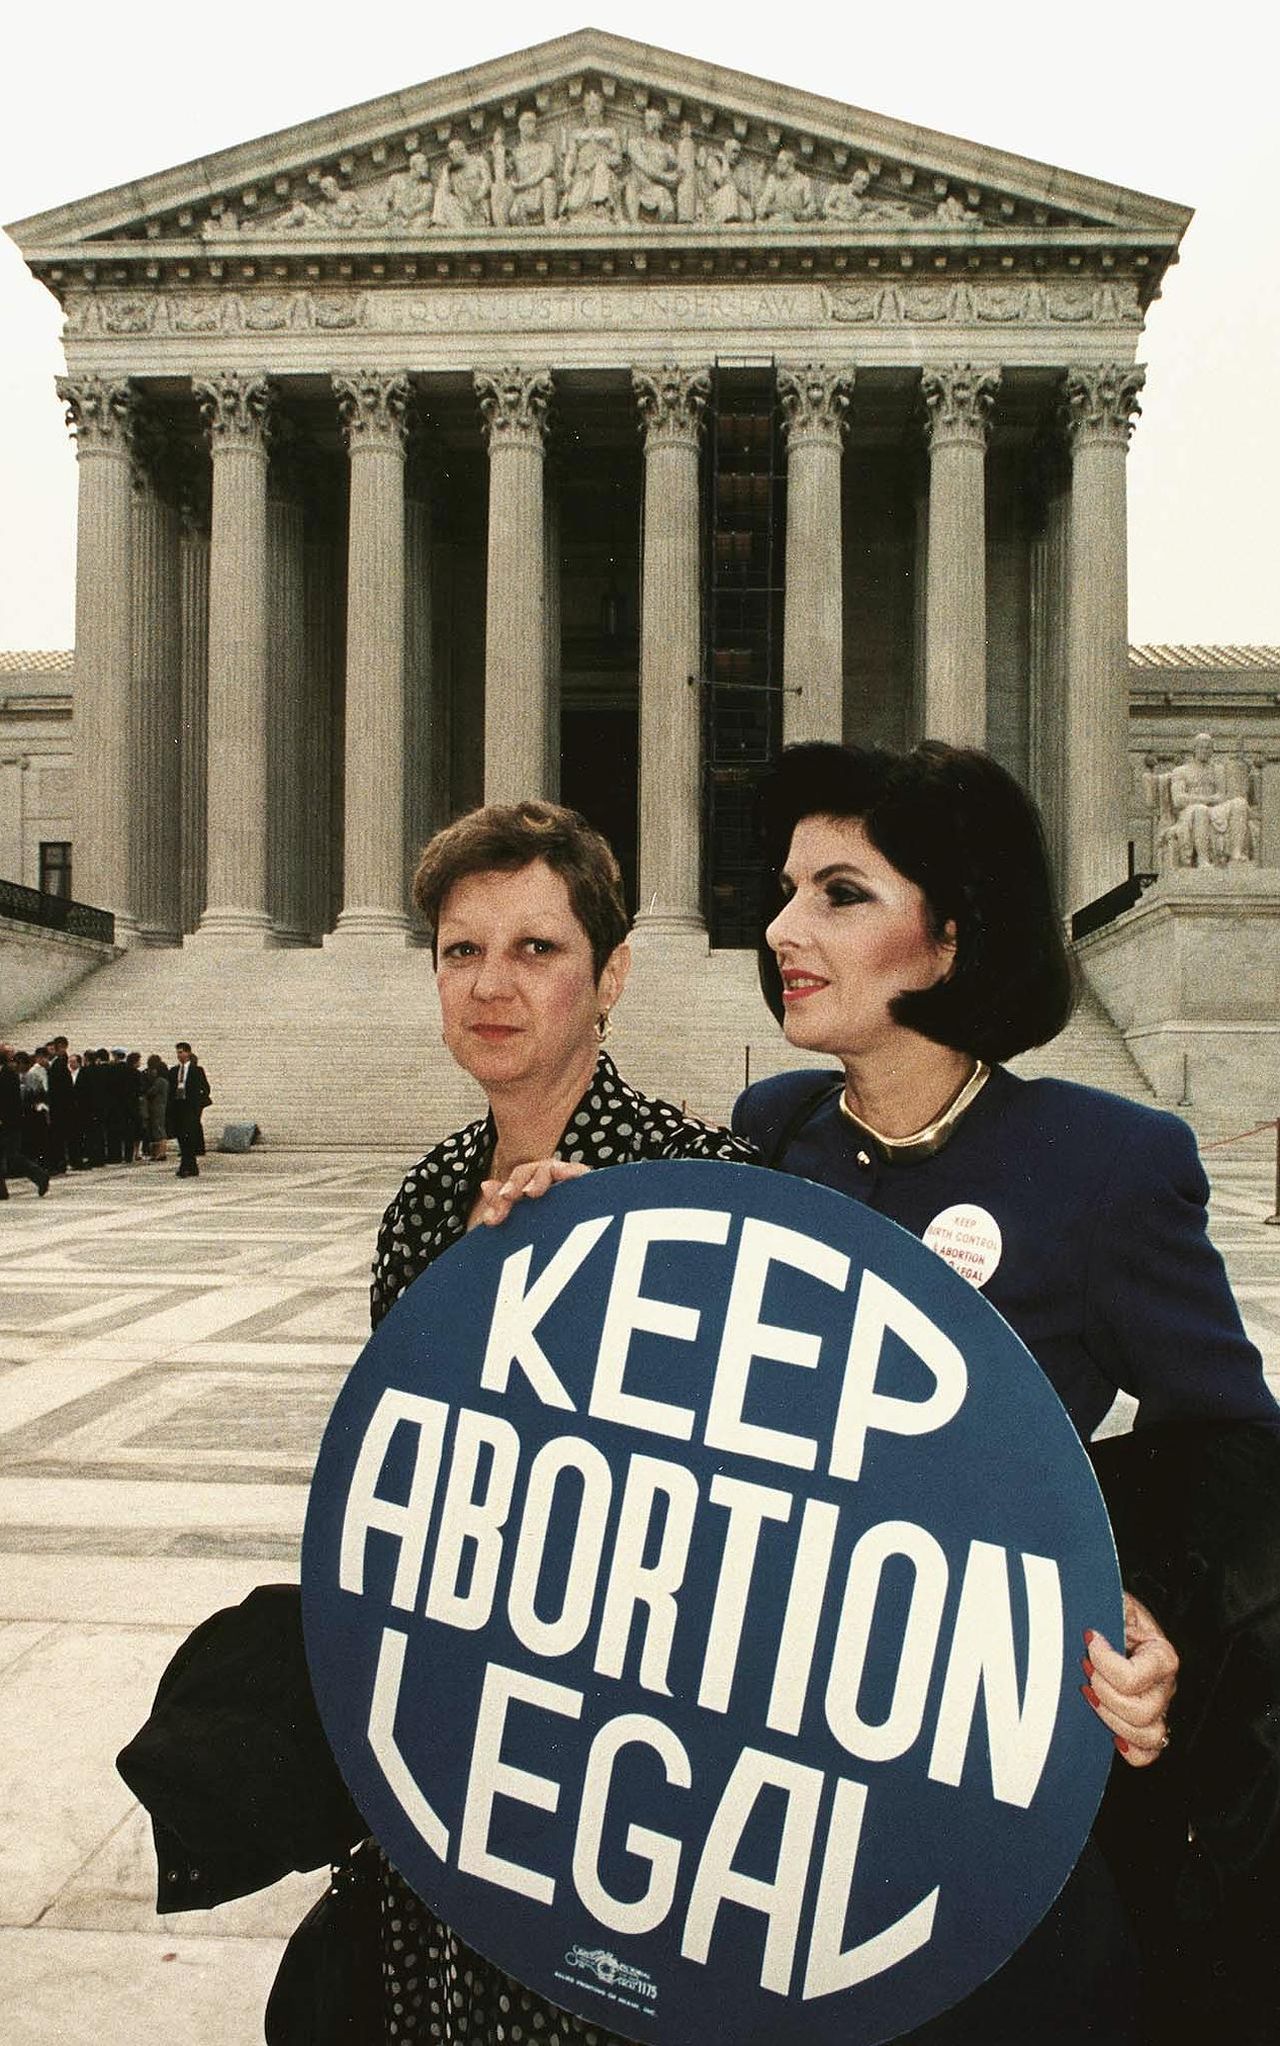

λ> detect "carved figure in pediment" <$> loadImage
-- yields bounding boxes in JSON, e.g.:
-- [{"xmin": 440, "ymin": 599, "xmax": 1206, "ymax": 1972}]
[
  {"xmin": 432, "ymin": 138, "xmax": 492, "ymax": 231},
  {"xmin": 1166, "ymin": 733, "xmax": 1255, "ymax": 866},
  {"xmin": 824, "ymin": 170, "xmax": 916, "ymax": 225},
  {"xmin": 676, "ymin": 122, "xmax": 698, "ymax": 224},
  {"xmin": 559, "ymin": 89, "xmax": 623, "ymax": 223},
  {"xmin": 271, "ymin": 177, "xmax": 361, "ymax": 233},
  {"xmin": 936, "ymin": 193, "xmax": 984, "ymax": 227},
  {"xmin": 272, "ymin": 194, "xmax": 319, "ymax": 231},
  {"xmin": 823, "ymin": 169, "xmax": 869, "ymax": 222},
  {"xmin": 201, "ymin": 207, "xmax": 239, "ymax": 241},
  {"xmin": 624, "ymin": 106, "xmax": 680, "ymax": 224},
  {"xmin": 317, "ymin": 177, "xmax": 365, "ymax": 230},
  {"xmin": 699, "ymin": 139, "xmax": 754, "ymax": 224},
  {"xmin": 757, "ymin": 148, "xmax": 816, "ymax": 225},
  {"xmin": 489, "ymin": 128, "xmax": 513, "ymax": 229},
  {"xmin": 505, "ymin": 112, "xmax": 560, "ymax": 229},
  {"xmin": 384, "ymin": 153, "xmax": 435, "ymax": 230}
]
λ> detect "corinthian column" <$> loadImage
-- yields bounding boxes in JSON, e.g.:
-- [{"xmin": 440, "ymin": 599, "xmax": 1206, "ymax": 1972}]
[
  {"xmin": 178, "ymin": 499, "xmax": 210, "ymax": 936},
  {"xmin": 475, "ymin": 367, "xmax": 553, "ymax": 802},
  {"xmin": 130, "ymin": 429, "xmax": 181, "ymax": 944},
  {"xmin": 1063, "ymin": 364, "xmax": 1145, "ymax": 914},
  {"xmin": 779, "ymin": 364, "xmax": 854, "ymax": 743},
  {"xmin": 190, "ymin": 371, "xmax": 278, "ymax": 944},
  {"xmin": 56, "ymin": 375, "xmax": 139, "ymax": 936},
  {"xmin": 328, "ymin": 372, "xmax": 413, "ymax": 942},
  {"xmin": 633, "ymin": 364, "xmax": 710, "ymax": 934},
  {"xmin": 267, "ymin": 450, "xmax": 309, "ymax": 943},
  {"xmin": 921, "ymin": 364, "xmax": 1001, "ymax": 747}
]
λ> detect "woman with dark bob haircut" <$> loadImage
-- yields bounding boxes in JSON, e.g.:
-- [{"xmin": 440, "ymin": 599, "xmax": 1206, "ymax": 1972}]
[
  {"xmin": 751, "ymin": 739, "xmax": 1075, "ymax": 1063},
  {"xmin": 733, "ymin": 740, "xmax": 1280, "ymax": 2042}
]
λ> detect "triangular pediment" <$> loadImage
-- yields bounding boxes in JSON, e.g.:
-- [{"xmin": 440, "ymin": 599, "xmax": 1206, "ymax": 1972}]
[{"xmin": 9, "ymin": 28, "xmax": 1190, "ymax": 267}]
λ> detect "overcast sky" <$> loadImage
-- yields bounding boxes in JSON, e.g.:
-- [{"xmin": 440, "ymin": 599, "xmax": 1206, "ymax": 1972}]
[{"xmin": 2, "ymin": 0, "xmax": 1276, "ymax": 650}]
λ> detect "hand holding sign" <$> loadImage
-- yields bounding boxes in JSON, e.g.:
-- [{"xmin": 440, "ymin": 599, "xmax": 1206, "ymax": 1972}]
[
  {"xmin": 476, "ymin": 1154, "xmax": 591, "ymax": 1226},
  {"xmin": 304, "ymin": 1160, "xmax": 1121, "ymax": 2046}
]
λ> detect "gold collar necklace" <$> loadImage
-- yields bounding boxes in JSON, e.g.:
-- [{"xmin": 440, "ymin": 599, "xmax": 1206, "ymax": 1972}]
[{"xmin": 839, "ymin": 1060, "xmax": 990, "ymax": 1163}]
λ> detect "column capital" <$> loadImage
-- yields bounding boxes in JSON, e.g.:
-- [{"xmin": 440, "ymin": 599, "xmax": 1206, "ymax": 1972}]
[
  {"xmin": 56, "ymin": 374, "xmax": 138, "ymax": 455},
  {"xmin": 194, "ymin": 371, "xmax": 275, "ymax": 453},
  {"xmin": 333, "ymin": 372, "xmax": 413, "ymax": 454},
  {"xmin": 778, "ymin": 363, "xmax": 854, "ymax": 448},
  {"xmin": 632, "ymin": 364, "xmax": 711, "ymax": 448},
  {"xmin": 1063, "ymin": 363, "xmax": 1145, "ymax": 451},
  {"xmin": 921, "ymin": 364, "xmax": 1001, "ymax": 450},
  {"xmin": 474, "ymin": 366, "xmax": 553, "ymax": 450}
]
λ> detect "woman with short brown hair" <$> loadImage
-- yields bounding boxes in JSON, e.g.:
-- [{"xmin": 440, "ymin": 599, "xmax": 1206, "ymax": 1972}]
[{"xmin": 366, "ymin": 799, "xmax": 756, "ymax": 2040}]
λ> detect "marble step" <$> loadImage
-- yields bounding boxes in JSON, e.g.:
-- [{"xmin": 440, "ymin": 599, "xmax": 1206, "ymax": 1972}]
[{"xmin": 15, "ymin": 940, "xmax": 1170, "ymax": 1150}]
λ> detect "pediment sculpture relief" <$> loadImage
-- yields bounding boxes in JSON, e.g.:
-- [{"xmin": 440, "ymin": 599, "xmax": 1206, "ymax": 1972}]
[{"xmin": 194, "ymin": 90, "xmax": 995, "ymax": 242}]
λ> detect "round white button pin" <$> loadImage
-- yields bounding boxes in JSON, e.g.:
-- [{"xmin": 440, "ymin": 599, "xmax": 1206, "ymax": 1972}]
[{"xmin": 922, "ymin": 1203, "xmax": 1003, "ymax": 1288}]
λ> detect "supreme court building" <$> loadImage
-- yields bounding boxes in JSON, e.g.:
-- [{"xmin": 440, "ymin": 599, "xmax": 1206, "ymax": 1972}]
[{"xmin": 7, "ymin": 29, "xmax": 1192, "ymax": 953}]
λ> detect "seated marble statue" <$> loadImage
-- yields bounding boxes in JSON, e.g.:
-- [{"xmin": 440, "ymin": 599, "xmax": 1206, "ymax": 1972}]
[
  {"xmin": 623, "ymin": 107, "xmax": 679, "ymax": 224},
  {"xmin": 504, "ymin": 112, "xmax": 559, "ymax": 228},
  {"xmin": 384, "ymin": 153, "xmax": 434, "ymax": 229},
  {"xmin": 559, "ymin": 89, "xmax": 623, "ymax": 222},
  {"xmin": 699, "ymin": 138, "xmax": 754, "ymax": 222},
  {"xmin": 757, "ymin": 147, "xmax": 816, "ymax": 223},
  {"xmin": 1168, "ymin": 732, "xmax": 1254, "ymax": 865},
  {"xmin": 432, "ymin": 140, "xmax": 492, "ymax": 231}
]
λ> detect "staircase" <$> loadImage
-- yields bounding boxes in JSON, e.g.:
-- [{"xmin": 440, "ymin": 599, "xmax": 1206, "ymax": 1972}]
[
  {"xmin": 1009, "ymin": 981, "xmax": 1156, "ymax": 1102},
  {"xmin": 10, "ymin": 939, "xmax": 1156, "ymax": 1152}
]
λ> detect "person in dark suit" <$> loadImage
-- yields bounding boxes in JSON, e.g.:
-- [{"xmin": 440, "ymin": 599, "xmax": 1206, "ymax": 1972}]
[
  {"xmin": 64, "ymin": 1052, "xmax": 93, "ymax": 1168},
  {"xmin": 0, "ymin": 1044, "xmax": 50, "ymax": 1198},
  {"xmin": 102, "ymin": 1048, "xmax": 134, "ymax": 1164},
  {"xmin": 79, "ymin": 1048, "xmax": 110, "ymax": 1168},
  {"xmin": 166, "ymin": 1042, "xmax": 211, "ymax": 1179},
  {"xmin": 45, "ymin": 1036, "xmax": 72, "ymax": 1175}
]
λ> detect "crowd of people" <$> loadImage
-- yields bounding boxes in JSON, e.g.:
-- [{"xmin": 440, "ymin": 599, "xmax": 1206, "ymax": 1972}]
[{"xmin": 0, "ymin": 1036, "xmax": 212, "ymax": 1197}]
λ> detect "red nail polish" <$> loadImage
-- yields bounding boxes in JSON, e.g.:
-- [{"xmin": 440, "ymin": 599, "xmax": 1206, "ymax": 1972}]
[
  {"xmin": 1083, "ymin": 1629, "xmax": 1097, "ymax": 1646},
  {"xmin": 1081, "ymin": 1684, "xmax": 1100, "ymax": 1709},
  {"xmin": 1081, "ymin": 1658, "xmax": 1094, "ymax": 1680},
  {"xmin": 1114, "ymin": 1736, "xmax": 1130, "ymax": 1755}
]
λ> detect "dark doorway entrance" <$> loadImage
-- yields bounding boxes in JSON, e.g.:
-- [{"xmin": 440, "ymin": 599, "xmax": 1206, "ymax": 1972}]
[
  {"xmin": 560, "ymin": 701, "xmax": 639, "ymax": 912},
  {"xmin": 555, "ymin": 393, "xmax": 641, "ymax": 912}
]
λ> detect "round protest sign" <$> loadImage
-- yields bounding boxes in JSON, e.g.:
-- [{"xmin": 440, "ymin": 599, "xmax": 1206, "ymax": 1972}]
[{"xmin": 303, "ymin": 1158, "xmax": 1121, "ymax": 2045}]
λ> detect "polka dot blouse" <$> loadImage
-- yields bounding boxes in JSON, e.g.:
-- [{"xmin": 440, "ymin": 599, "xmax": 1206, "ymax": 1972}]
[
  {"xmin": 371, "ymin": 1050, "xmax": 757, "ymax": 1330},
  {"xmin": 367, "ymin": 1051, "xmax": 758, "ymax": 2040}
]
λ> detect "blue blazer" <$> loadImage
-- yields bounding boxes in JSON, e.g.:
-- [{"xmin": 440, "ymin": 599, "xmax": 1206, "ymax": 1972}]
[{"xmin": 733, "ymin": 1064, "xmax": 1278, "ymax": 1442}]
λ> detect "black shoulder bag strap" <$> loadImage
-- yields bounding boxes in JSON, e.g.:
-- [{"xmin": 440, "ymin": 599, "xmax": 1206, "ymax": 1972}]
[{"xmin": 760, "ymin": 1077, "xmax": 843, "ymax": 1168}]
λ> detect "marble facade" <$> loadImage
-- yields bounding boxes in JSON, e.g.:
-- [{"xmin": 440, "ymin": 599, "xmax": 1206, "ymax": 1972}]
[
  {"xmin": 7, "ymin": 29, "xmax": 1195, "ymax": 941},
  {"xmin": 0, "ymin": 655, "xmax": 74, "ymax": 896}
]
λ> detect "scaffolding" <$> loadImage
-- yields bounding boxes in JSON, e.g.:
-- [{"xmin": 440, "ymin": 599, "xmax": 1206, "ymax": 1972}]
[{"xmin": 701, "ymin": 362, "xmax": 786, "ymax": 948}]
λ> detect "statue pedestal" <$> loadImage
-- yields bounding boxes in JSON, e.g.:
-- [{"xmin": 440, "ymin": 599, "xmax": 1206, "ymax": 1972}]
[{"xmin": 1077, "ymin": 868, "xmax": 1280, "ymax": 1123}]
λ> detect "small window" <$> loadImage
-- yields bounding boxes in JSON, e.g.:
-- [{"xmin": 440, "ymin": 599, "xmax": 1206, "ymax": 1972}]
[{"xmin": 40, "ymin": 842, "xmax": 72, "ymax": 899}]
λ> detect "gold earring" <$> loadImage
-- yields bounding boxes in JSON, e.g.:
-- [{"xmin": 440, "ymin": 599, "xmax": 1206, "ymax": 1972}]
[{"xmin": 597, "ymin": 1010, "xmax": 613, "ymax": 1042}]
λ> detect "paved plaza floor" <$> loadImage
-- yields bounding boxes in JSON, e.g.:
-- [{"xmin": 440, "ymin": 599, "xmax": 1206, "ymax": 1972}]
[{"xmin": 1, "ymin": 1145, "xmax": 1277, "ymax": 2045}]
